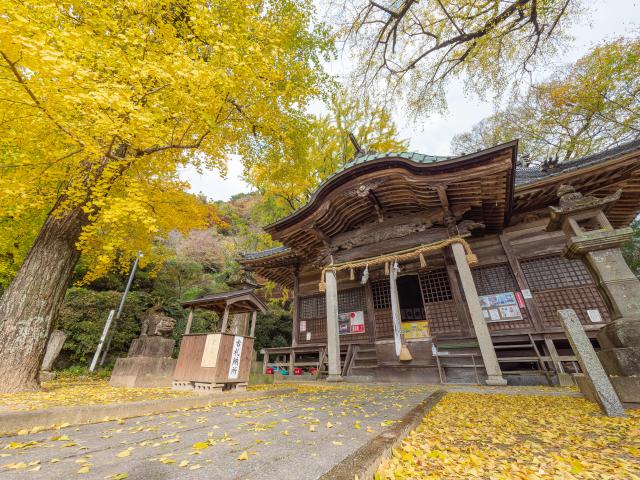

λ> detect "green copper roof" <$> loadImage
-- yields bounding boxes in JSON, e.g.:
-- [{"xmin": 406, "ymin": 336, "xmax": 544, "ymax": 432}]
[{"xmin": 339, "ymin": 151, "xmax": 450, "ymax": 172}]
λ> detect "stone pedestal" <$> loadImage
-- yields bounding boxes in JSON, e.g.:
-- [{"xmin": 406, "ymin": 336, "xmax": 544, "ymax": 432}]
[
  {"xmin": 596, "ymin": 318, "xmax": 640, "ymax": 402},
  {"xmin": 128, "ymin": 336, "xmax": 174, "ymax": 358},
  {"xmin": 110, "ymin": 336, "xmax": 177, "ymax": 388}
]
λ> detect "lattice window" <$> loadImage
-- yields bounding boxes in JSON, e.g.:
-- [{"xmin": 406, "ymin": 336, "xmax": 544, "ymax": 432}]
[
  {"xmin": 425, "ymin": 301, "xmax": 460, "ymax": 335},
  {"xmin": 371, "ymin": 280, "xmax": 391, "ymax": 310},
  {"xmin": 521, "ymin": 255, "xmax": 594, "ymax": 291},
  {"xmin": 338, "ymin": 287, "xmax": 366, "ymax": 313},
  {"xmin": 419, "ymin": 268, "xmax": 452, "ymax": 303},
  {"xmin": 299, "ymin": 294, "xmax": 326, "ymax": 320},
  {"xmin": 472, "ymin": 264, "xmax": 519, "ymax": 296},
  {"xmin": 374, "ymin": 309, "xmax": 394, "ymax": 339},
  {"xmin": 534, "ymin": 285, "xmax": 610, "ymax": 327}
]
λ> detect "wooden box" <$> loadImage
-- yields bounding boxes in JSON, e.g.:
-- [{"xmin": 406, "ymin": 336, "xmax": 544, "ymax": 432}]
[{"xmin": 173, "ymin": 333, "xmax": 254, "ymax": 385}]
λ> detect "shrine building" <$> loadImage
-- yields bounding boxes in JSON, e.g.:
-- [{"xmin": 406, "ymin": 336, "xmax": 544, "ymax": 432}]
[{"xmin": 239, "ymin": 140, "xmax": 640, "ymax": 385}]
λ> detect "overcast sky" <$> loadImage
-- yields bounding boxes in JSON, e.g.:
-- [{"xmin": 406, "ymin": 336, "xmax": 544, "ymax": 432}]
[{"xmin": 182, "ymin": 0, "xmax": 640, "ymax": 201}]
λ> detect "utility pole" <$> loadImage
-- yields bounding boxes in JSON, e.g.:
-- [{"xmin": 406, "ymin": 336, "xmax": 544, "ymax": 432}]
[{"xmin": 98, "ymin": 251, "xmax": 142, "ymax": 367}]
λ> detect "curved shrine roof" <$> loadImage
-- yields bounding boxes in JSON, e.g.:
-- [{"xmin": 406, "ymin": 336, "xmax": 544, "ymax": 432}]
[{"xmin": 241, "ymin": 139, "xmax": 640, "ymax": 288}]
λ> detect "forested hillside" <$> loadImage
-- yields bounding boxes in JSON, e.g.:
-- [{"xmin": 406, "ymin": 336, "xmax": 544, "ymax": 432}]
[{"xmin": 53, "ymin": 192, "xmax": 291, "ymax": 371}]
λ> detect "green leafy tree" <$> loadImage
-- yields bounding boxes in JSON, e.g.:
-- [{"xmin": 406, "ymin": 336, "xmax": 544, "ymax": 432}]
[
  {"xmin": 253, "ymin": 301, "xmax": 293, "ymax": 354},
  {"xmin": 57, "ymin": 288, "xmax": 154, "ymax": 367}
]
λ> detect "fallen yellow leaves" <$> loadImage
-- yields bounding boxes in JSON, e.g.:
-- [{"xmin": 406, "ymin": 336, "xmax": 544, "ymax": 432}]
[
  {"xmin": 377, "ymin": 393, "xmax": 640, "ymax": 480},
  {"xmin": 0, "ymin": 377, "xmax": 193, "ymax": 413},
  {"xmin": 115, "ymin": 448, "xmax": 132, "ymax": 458}
]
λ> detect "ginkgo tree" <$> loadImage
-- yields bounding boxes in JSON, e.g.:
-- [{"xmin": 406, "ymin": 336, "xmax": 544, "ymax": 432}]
[
  {"xmin": 247, "ymin": 90, "xmax": 408, "ymax": 220},
  {"xmin": 0, "ymin": 0, "xmax": 332, "ymax": 392},
  {"xmin": 451, "ymin": 37, "xmax": 640, "ymax": 161}
]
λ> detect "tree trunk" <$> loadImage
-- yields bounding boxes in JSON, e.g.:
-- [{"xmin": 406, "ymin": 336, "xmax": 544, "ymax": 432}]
[{"xmin": 0, "ymin": 205, "xmax": 88, "ymax": 392}]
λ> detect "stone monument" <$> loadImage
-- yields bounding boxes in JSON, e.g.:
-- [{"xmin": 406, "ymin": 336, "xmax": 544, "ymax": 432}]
[
  {"xmin": 109, "ymin": 307, "xmax": 178, "ymax": 388},
  {"xmin": 558, "ymin": 309, "xmax": 625, "ymax": 417},
  {"xmin": 40, "ymin": 330, "xmax": 66, "ymax": 381},
  {"xmin": 548, "ymin": 185, "xmax": 640, "ymax": 402}
]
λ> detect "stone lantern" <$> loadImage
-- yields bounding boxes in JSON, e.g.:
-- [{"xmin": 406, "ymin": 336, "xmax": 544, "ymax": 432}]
[{"xmin": 547, "ymin": 185, "xmax": 640, "ymax": 402}]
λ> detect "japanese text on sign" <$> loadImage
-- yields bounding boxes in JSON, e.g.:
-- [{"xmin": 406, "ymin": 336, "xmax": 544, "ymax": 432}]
[
  {"xmin": 338, "ymin": 311, "xmax": 365, "ymax": 334},
  {"xmin": 228, "ymin": 335, "xmax": 244, "ymax": 379}
]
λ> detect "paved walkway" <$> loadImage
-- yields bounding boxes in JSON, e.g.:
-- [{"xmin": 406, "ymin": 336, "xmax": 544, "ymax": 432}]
[{"xmin": 0, "ymin": 384, "xmax": 436, "ymax": 480}]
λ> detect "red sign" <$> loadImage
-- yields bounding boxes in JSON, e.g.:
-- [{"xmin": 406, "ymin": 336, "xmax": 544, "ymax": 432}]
[{"xmin": 515, "ymin": 292, "xmax": 526, "ymax": 309}]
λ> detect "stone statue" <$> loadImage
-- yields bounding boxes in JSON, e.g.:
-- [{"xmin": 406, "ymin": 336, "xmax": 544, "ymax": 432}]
[
  {"xmin": 140, "ymin": 307, "xmax": 176, "ymax": 338},
  {"xmin": 557, "ymin": 184, "xmax": 599, "ymax": 210}
]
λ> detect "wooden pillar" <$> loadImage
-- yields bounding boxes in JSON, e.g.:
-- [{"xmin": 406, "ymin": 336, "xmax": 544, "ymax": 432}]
[
  {"xmin": 263, "ymin": 351, "xmax": 269, "ymax": 374},
  {"xmin": 291, "ymin": 268, "xmax": 300, "ymax": 347},
  {"xmin": 544, "ymin": 336, "xmax": 564, "ymax": 373},
  {"xmin": 325, "ymin": 269, "xmax": 343, "ymax": 381},
  {"xmin": 451, "ymin": 242, "xmax": 506, "ymax": 386},
  {"xmin": 364, "ymin": 281, "xmax": 377, "ymax": 343},
  {"xmin": 249, "ymin": 311, "xmax": 257, "ymax": 337},
  {"xmin": 499, "ymin": 234, "xmax": 545, "ymax": 332},
  {"xmin": 220, "ymin": 303, "xmax": 230, "ymax": 333},
  {"xmin": 185, "ymin": 307, "xmax": 194, "ymax": 335}
]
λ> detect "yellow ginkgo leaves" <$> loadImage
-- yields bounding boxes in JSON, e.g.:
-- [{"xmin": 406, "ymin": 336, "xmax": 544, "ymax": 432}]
[
  {"xmin": 0, "ymin": 377, "xmax": 193, "ymax": 414},
  {"xmin": 105, "ymin": 474, "xmax": 129, "ymax": 480},
  {"xmin": 115, "ymin": 448, "xmax": 132, "ymax": 458},
  {"xmin": 237, "ymin": 451, "xmax": 249, "ymax": 461},
  {"xmin": 377, "ymin": 393, "xmax": 640, "ymax": 480}
]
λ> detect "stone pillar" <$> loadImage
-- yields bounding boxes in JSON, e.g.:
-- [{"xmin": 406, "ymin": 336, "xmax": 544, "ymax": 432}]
[
  {"xmin": 558, "ymin": 309, "xmax": 625, "ymax": 416},
  {"xmin": 325, "ymin": 269, "xmax": 342, "ymax": 381},
  {"xmin": 41, "ymin": 330, "xmax": 66, "ymax": 373},
  {"xmin": 451, "ymin": 242, "xmax": 506, "ymax": 386},
  {"xmin": 547, "ymin": 186, "xmax": 640, "ymax": 402}
]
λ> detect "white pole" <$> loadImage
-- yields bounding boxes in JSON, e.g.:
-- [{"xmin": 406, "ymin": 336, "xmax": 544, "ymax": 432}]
[
  {"xmin": 99, "ymin": 251, "xmax": 142, "ymax": 366},
  {"xmin": 90, "ymin": 309, "xmax": 115, "ymax": 372}
]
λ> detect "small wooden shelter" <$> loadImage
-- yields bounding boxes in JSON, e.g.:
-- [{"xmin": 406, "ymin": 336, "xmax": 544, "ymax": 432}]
[
  {"xmin": 173, "ymin": 289, "xmax": 267, "ymax": 392},
  {"xmin": 239, "ymin": 139, "xmax": 640, "ymax": 386}
]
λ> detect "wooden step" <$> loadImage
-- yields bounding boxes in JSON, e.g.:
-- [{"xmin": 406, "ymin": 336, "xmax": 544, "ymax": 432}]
[
  {"xmin": 494, "ymin": 344, "xmax": 535, "ymax": 350},
  {"xmin": 497, "ymin": 356, "xmax": 551, "ymax": 362}
]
